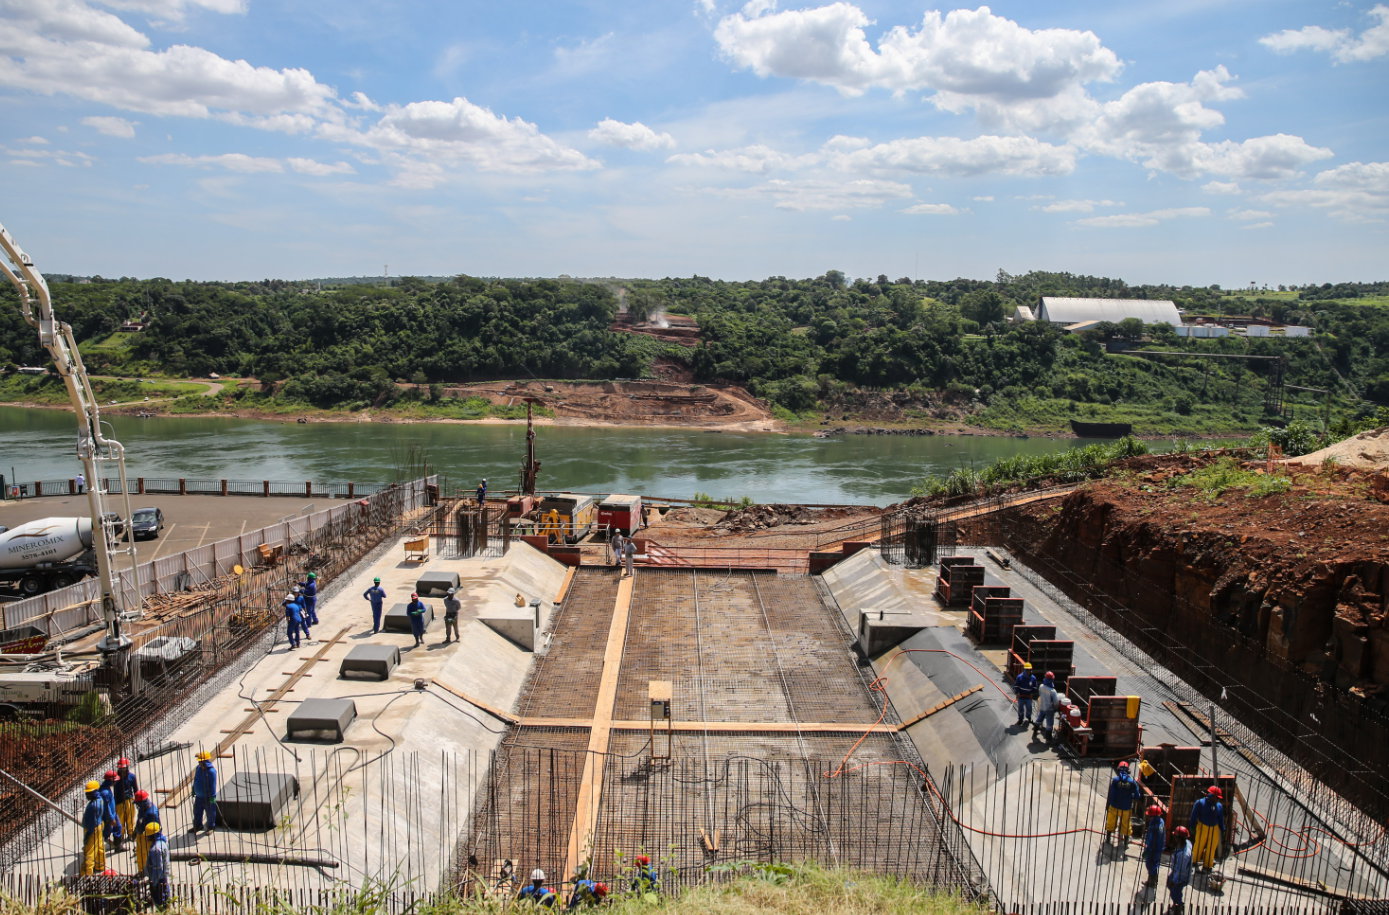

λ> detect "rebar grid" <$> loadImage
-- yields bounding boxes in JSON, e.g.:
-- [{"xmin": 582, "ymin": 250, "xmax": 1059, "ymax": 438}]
[{"xmin": 512, "ymin": 569, "xmax": 619, "ymax": 720}]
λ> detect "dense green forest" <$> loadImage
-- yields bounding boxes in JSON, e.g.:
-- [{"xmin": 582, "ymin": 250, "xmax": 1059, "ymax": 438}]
[{"xmin": 2, "ymin": 270, "xmax": 1387, "ymax": 432}]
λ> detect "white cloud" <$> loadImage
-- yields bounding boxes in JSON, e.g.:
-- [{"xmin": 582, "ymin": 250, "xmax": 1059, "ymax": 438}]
[
  {"xmin": 18, "ymin": 136, "xmax": 49, "ymax": 144},
  {"xmin": 140, "ymin": 152, "xmax": 282, "ymax": 172},
  {"xmin": 97, "ymin": 0, "xmax": 247, "ymax": 26},
  {"xmin": 1227, "ymin": 208, "xmax": 1272, "ymax": 221},
  {"xmin": 1, "ymin": 144, "xmax": 95, "ymax": 167},
  {"xmin": 972, "ymin": 195, "xmax": 994, "ymax": 201},
  {"xmin": 1202, "ymin": 180, "xmax": 1242, "ymax": 195},
  {"xmin": 716, "ymin": 176, "xmax": 913, "ymax": 211},
  {"xmin": 1075, "ymin": 206, "xmax": 1209, "ymax": 228},
  {"xmin": 588, "ymin": 118, "xmax": 676, "ymax": 151},
  {"xmin": 287, "ymin": 157, "xmax": 355, "ymax": 176},
  {"xmin": 831, "ymin": 213, "xmax": 852, "ymax": 221},
  {"xmin": 1260, "ymin": 5, "xmax": 1389, "ymax": 63},
  {"xmin": 828, "ymin": 134, "xmax": 1076, "ymax": 177},
  {"xmin": 1034, "ymin": 198, "xmax": 1120, "ymax": 213},
  {"xmin": 668, "ymin": 143, "xmax": 811, "ymax": 172},
  {"xmin": 1260, "ymin": 161, "xmax": 1389, "ymax": 222},
  {"xmin": 901, "ymin": 202, "xmax": 962, "ymax": 215},
  {"xmin": 82, "ymin": 115, "xmax": 136, "ymax": 137},
  {"xmin": 714, "ymin": 3, "xmax": 1121, "ymax": 117},
  {"xmin": 1241, "ymin": 221, "xmax": 1274, "ymax": 230}
]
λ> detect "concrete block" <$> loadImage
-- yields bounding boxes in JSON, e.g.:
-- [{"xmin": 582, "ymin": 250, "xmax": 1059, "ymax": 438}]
[
  {"xmin": 218, "ymin": 771, "xmax": 300, "ymax": 830},
  {"xmin": 479, "ymin": 598, "xmax": 551, "ymax": 652},
  {"xmin": 415, "ymin": 571, "xmax": 459, "ymax": 596},
  {"xmin": 339, "ymin": 644, "xmax": 401, "ymax": 680},
  {"xmin": 285, "ymin": 697, "xmax": 357, "ymax": 742},
  {"xmin": 857, "ymin": 607, "xmax": 930, "ymax": 655},
  {"xmin": 383, "ymin": 602, "xmax": 434, "ymax": 633}
]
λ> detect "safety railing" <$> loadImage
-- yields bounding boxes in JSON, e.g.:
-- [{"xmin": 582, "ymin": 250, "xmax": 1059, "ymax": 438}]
[{"xmin": 2, "ymin": 477, "xmax": 386, "ymax": 500}]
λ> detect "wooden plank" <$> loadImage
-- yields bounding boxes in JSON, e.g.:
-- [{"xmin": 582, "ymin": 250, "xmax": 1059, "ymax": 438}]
[
  {"xmin": 432, "ymin": 679, "xmax": 519, "ymax": 725},
  {"xmin": 516, "ymin": 717, "xmax": 899, "ymax": 733},
  {"xmin": 563, "ymin": 574, "xmax": 635, "ymax": 879},
  {"xmin": 898, "ymin": 685, "xmax": 984, "ymax": 729},
  {"xmin": 554, "ymin": 566, "xmax": 577, "ymax": 605}
]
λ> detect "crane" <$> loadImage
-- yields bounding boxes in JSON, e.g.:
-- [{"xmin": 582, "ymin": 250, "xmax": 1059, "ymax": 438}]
[{"xmin": 0, "ymin": 220, "xmax": 141, "ymax": 676}]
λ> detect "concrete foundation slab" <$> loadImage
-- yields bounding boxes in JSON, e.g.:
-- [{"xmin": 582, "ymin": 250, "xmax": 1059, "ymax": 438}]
[
  {"xmin": 217, "ymin": 772, "xmax": 300, "ymax": 830},
  {"xmin": 285, "ymin": 697, "xmax": 357, "ymax": 741},
  {"xmin": 339, "ymin": 644, "xmax": 400, "ymax": 680}
]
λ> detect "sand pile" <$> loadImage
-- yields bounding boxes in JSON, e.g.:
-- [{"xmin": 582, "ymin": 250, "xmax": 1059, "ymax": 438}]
[{"xmin": 1285, "ymin": 426, "xmax": 1389, "ymax": 470}]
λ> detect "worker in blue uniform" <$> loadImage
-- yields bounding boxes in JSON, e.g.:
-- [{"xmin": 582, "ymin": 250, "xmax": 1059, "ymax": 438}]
[
  {"xmin": 1189, "ymin": 785, "xmax": 1226, "ymax": 872},
  {"xmin": 98, "ymin": 769, "xmax": 123, "ymax": 849},
  {"xmin": 80, "ymin": 780, "xmax": 106, "ymax": 875},
  {"xmin": 517, "ymin": 868, "xmax": 558, "ymax": 906},
  {"xmin": 631, "ymin": 854, "xmax": 659, "ymax": 894},
  {"xmin": 1013, "ymin": 665, "xmax": 1038, "ymax": 725},
  {"xmin": 114, "ymin": 757, "xmax": 138, "ymax": 843},
  {"xmin": 300, "ymin": 572, "xmax": 319, "ymax": 625},
  {"xmin": 363, "ymin": 577, "xmax": 387, "ymax": 633},
  {"xmin": 283, "ymin": 592, "xmax": 305, "ymax": 649},
  {"xmin": 567, "ymin": 878, "xmax": 607, "ymax": 908},
  {"xmin": 1104, "ymin": 760, "xmax": 1140, "ymax": 845},
  {"xmin": 1142, "ymin": 804, "xmax": 1166, "ymax": 888},
  {"xmin": 406, "ymin": 592, "xmax": 428, "ymax": 647},
  {"xmin": 191, "ymin": 750, "xmax": 218, "ymax": 833},
  {"xmin": 1168, "ymin": 825, "xmax": 1193, "ymax": 908},
  {"xmin": 133, "ymin": 789, "xmax": 161, "ymax": 871},
  {"xmin": 144, "ymin": 822, "xmax": 170, "ymax": 907}
]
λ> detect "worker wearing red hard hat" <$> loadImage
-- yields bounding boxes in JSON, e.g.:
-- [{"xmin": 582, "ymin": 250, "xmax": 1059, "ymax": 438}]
[
  {"xmin": 1168, "ymin": 825, "xmax": 1194, "ymax": 907},
  {"xmin": 405, "ymin": 592, "xmax": 429, "ymax": 647},
  {"xmin": 1033, "ymin": 671, "xmax": 1060, "ymax": 741},
  {"xmin": 133, "ymin": 788, "xmax": 161, "ymax": 871},
  {"xmin": 113, "ymin": 757, "xmax": 138, "ymax": 843},
  {"xmin": 1188, "ymin": 785, "xmax": 1226, "ymax": 872},
  {"xmin": 98, "ymin": 769, "xmax": 123, "ymax": 850},
  {"xmin": 1103, "ymin": 761, "xmax": 1140, "ymax": 846},
  {"xmin": 631, "ymin": 854, "xmax": 660, "ymax": 894},
  {"xmin": 1142, "ymin": 804, "xmax": 1166, "ymax": 888}
]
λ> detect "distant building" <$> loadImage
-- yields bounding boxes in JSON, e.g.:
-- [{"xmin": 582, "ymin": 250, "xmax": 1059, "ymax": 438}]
[
  {"xmin": 1036, "ymin": 297, "xmax": 1181, "ymax": 326},
  {"xmin": 1011, "ymin": 305, "xmax": 1036, "ymax": 323},
  {"xmin": 1174, "ymin": 325, "xmax": 1231, "ymax": 339}
]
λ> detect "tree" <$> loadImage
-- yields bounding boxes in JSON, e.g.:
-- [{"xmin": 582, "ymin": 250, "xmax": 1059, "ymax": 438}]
[{"xmin": 1117, "ymin": 317, "xmax": 1145, "ymax": 342}]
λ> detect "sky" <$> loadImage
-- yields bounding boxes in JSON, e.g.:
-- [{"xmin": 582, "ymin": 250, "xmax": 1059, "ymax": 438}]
[{"xmin": 0, "ymin": 1, "xmax": 1386, "ymax": 286}]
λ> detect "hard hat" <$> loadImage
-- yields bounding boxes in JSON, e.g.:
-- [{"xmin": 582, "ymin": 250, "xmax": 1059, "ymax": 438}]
[
  {"xmin": 447, "ymin": 587, "xmax": 456, "ymax": 595},
  {"xmin": 117, "ymin": 757, "xmax": 131, "ymax": 768},
  {"xmin": 410, "ymin": 592, "xmax": 418, "ymax": 599},
  {"xmin": 196, "ymin": 751, "xmax": 213, "ymax": 761},
  {"xmin": 1023, "ymin": 663, "xmax": 1033, "ymax": 669},
  {"xmin": 1044, "ymin": 671, "xmax": 1055, "ymax": 679},
  {"xmin": 307, "ymin": 572, "xmax": 316, "ymax": 580},
  {"xmin": 1208, "ymin": 786, "xmax": 1223, "ymax": 799},
  {"xmin": 291, "ymin": 585, "xmax": 301, "ymax": 593},
  {"xmin": 594, "ymin": 883, "xmax": 608, "ymax": 897},
  {"xmin": 635, "ymin": 854, "xmax": 650, "ymax": 866},
  {"xmin": 530, "ymin": 868, "xmax": 545, "ymax": 882},
  {"xmin": 1117, "ymin": 761, "xmax": 1129, "ymax": 769},
  {"xmin": 134, "ymin": 790, "xmax": 150, "ymax": 802},
  {"xmin": 373, "ymin": 577, "xmax": 381, "ymax": 583},
  {"xmin": 1146, "ymin": 804, "xmax": 1163, "ymax": 818},
  {"xmin": 145, "ymin": 822, "xmax": 162, "ymax": 836},
  {"xmin": 85, "ymin": 780, "xmax": 101, "ymax": 793},
  {"xmin": 1173, "ymin": 825, "xmax": 1190, "ymax": 839},
  {"xmin": 104, "ymin": 770, "xmax": 117, "ymax": 780}
]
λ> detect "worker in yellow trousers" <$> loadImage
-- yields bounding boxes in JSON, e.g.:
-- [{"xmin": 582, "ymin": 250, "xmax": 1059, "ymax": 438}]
[
  {"xmin": 1188, "ymin": 785, "xmax": 1226, "ymax": 871},
  {"xmin": 80, "ymin": 780, "xmax": 105, "ymax": 876},
  {"xmin": 114, "ymin": 757, "xmax": 138, "ymax": 840},
  {"xmin": 133, "ymin": 790, "xmax": 160, "ymax": 871},
  {"xmin": 1104, "ymin": 761, "xmax": 1140, "ymax": 845}
]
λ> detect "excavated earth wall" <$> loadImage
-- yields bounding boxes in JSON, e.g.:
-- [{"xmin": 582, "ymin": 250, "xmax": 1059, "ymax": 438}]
[{"xmin": 997, "ymin": 473, "xmax": 1389, "ymax": 817}]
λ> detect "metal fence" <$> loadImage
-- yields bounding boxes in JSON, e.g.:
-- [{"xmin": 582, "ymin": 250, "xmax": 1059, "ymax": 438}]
[
  {"xmin": 2, "ymin": 476, "xmax": 385, "ymax": 499},
  {"xmin": 0, "ymin": 478, "xmax": 434, "ymax": 638}
]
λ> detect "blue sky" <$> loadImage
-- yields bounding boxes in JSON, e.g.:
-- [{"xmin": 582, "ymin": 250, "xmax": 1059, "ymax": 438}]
[{"xmin": 1, "ymin": 0, "xmax": 1385, "ymax": 285}]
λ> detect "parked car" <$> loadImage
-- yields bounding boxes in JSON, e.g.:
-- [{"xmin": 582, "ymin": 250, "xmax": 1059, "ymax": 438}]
[
  {"xmin": 129, "ymin": 507, "xmax": 165, "ymax": 540},
  {"xmin": 100, "ymin": 512, "xmax": 125, "ymax": 539}
]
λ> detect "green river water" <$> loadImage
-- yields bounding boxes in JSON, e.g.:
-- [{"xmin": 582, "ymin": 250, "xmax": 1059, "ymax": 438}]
[{"xmin": 0, "ymin": 406, "xmax": 1112, "ymax": 505}]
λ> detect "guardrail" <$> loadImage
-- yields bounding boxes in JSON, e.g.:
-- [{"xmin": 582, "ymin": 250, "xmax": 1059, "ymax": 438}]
[{"xmin": 1, "ymin": 477, "xmax": 386, "ymax": 499}]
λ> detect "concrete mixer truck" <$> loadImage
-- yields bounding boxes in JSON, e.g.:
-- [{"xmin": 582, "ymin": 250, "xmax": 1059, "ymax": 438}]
[{"xmin": 0, "ymin": 517, "xmax": 100, "ymax": 595}]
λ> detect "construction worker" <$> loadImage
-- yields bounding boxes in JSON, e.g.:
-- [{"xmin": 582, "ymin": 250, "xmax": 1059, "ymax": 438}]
[
  {"xmin": 631, "ymin": 854, "xmax": 659, "ymax": 894},
  {"xmin": 406, "ymin": 592, "xmax": 428, "ymax": 647},
  {"xmin": 300, "ymin": 572, "xmax": 320, "ymax": 626},
  {"xmin": 1188, "ymin": 785, "xmax": 1226, "ymax": 872},
  {"xmin": 144, "ymin": 822, "xmax": 170, "ymax": 907},
  {"xmin": 191, "ymin": 751, "xmax": 218, "ymax": 833},
  {"xmin": 1168, "ymin": 824, "xmax": 1193, "ymax": 908},
  {"xmin": 133, "ymin": 790, "xmax": 160, "ymax": 871},
  {"xmin": 1142, "ymin": 804, "xmax": 1166, "ymax": 888},
  {"xmin": 1013, "ymin": 665, "xmax": 1038, "ymax": 726},
  {"xmin": 622, "ymin": 537, "xmax": 635, "ymax": 578},
  {"xmin": 1034, "ymin": 671, "xmax": 1059, "ymax": 739},
  {"xmin": 610, "ymin": 530, "xmax": 625, "ymax": 567},
  {"xmin": 114, "ymin": 757, "xmax": 138, "ymax": 842},
  {"xmin": 283, "ymin": 591, "xmax": 305, "ymax": 649},
  {"xmin": 80, "ymin": 780, "xmax": 106, "ymax": 875},
  {"xmin": 1104, "ymin": 760, "xmax": 1140, "ymax": 845},
  {"xmin": 476, "ymin": 479, "xmax": 487, "ymax": 507},
  {"xmin": 517, "ymin": 868, "xmax": 558, "ymax": 906},
  {"xmin": 363, "ymin": 577, "xmax": 387, "ymax": 633},
  {"xmin": 99, "ymin": 769, "xmax": 123, "ymax": 849},
  {"xmin": 567, "ymin": 878, "xmax": 607, "ymax": 908},
  {"xmin": 542, "ymin": 507, "xmax": 562, "ymax": 544},
  {"xmin": 443, "ymin": 587, "xmax": 460, "ymax": 644}
]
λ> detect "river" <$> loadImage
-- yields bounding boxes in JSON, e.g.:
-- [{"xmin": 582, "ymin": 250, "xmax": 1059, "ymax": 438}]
[{"xmin": 0, "ymin": 407, "xmax": 1115, "ymax": 505}]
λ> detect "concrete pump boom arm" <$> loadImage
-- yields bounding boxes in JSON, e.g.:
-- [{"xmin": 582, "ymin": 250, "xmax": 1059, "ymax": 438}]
[{"xmin": 0, "ymin": 220, "xmax": 139, "ymax": 660}]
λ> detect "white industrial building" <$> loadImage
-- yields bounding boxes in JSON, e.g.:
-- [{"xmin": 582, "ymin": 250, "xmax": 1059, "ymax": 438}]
[{"xmin": 1034, "ymin": 297, "xmax": 1182, "ymax": 326}]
